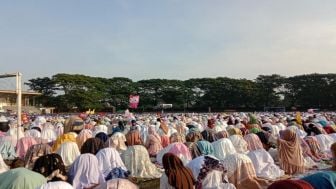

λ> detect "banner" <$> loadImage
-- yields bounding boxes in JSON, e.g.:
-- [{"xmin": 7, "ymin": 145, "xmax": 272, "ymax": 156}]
[{"xmin": 129, "ymin": 95, "xmax": 140, "ymax": 109}]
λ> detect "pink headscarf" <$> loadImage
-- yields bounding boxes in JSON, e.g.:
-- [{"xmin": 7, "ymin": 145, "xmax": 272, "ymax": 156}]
[
  {"xmin": 147, "ymin": 126, "xmax": 163, "ymax": 157},
  {"xmin": 76, "ymin": 129, "xmax": 93, "ymax": 149},
  {"xmin": 161, "ymin": 135, "xmax": 170, "ymax": 148},
  {"xmin": 16, "ymin": 137, "xmax": 37, "ymax": 159},
  {"xmin": 148, "ymin": 126, "xmax": 161, "ymax": 143},
  {"xmin": 244, "ymin": 133, "xmax": 264, "ymax": 151},
  {"xmin": 168, "ymin": 142, "xmax": 192, "ymax": 162},
  {"xmin": 305, "ymin": 136, "xmax": 330, "ymax": 160}
]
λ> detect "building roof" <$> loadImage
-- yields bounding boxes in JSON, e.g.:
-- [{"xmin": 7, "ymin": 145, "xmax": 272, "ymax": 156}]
[{"xmin": 0, "ymin": 90, "xmax": 41, "ymax": 96}]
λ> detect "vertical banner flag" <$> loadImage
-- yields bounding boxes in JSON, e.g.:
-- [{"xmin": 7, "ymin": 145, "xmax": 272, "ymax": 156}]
[{"xmin": 129, "ymin": 95, "xmax": 140, "ymax": 109}]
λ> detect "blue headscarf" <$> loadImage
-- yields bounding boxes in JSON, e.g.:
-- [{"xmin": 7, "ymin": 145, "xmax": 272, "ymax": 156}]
[
  {"xmin": 302, "ymin": 171, "xmax": 336, "ymax": 189},
  {"xmin": 95, "ymin": 132, "xmax": 109, "ymax": 143},
  {"xmin": 196, "ymin": 140, "xmax": 214, "ymax": 156},
  {"xmin": 319, "ymin": 120, "xmax": 328, "ymax": 127}
]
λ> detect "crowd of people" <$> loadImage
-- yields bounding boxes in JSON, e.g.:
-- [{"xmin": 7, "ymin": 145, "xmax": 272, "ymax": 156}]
[{"xmin": 1, "ymin": 110, "xmax": 336, "ymax": 189}]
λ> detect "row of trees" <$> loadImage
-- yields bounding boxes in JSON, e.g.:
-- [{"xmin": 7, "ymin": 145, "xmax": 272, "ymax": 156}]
[{"xmin": 25, "ymin": 73, "xmax": 336, "ymax": 112}]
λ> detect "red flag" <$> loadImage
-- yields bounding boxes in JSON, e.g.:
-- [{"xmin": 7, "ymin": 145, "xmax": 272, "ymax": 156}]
[{"xmin": 129, "ymin": 95, "xmax": 140, "ymax": 109}]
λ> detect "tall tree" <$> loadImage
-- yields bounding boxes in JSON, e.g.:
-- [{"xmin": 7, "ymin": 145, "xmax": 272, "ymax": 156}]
[{"xmin": 24, "ymin": 77, "xmax": 57, "ymax": 106}]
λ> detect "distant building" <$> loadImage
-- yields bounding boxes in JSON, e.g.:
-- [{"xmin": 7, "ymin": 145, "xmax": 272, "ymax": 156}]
[{"xmin": 0, "ymin": 90, "xmax": 41, "ymax": 113}]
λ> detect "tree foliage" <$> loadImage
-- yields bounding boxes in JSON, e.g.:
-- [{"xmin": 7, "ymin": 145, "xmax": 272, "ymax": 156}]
[{"xmin": 24, "ymin": 73, "xmax": 336, "ymax": 112}]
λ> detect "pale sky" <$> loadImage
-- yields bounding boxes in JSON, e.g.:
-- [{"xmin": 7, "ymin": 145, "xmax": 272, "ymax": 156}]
[{"xmin": 1, "ymin": 0, "xmax": 336, "ymax": 87}]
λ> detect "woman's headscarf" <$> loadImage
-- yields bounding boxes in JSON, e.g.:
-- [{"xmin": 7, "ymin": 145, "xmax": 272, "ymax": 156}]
[
  {"xmin": 52, "ymin": 133, "xmax": 77, "ymax": 152},
  {"xmin": 16, "ymin": 136, "xmax": 37, "ymax": 159},
  {"xmin": 187, "ymin": 155, "xmax": 234, "ymax": 189},
  {"xmin": 7, "ymin": 126, "xmax": 25, "ymax": 147},
  {"xmin": 278, "ymin": 129, "xmax": 305, "ymax": 175},
  {"xmin": 160, "ymin": 122, "xmax": 169, "ymax": 135},
  {"xmin": 112, "ymin": 121, "xmax": 125, "ymax": 135},
  {"xmin": 76, "ymin": 129, "xmax": 92, "ymax": 149},
  {"xmin": 0, "ymin": 168, "xmax": 46, "ymax": 189},
  {"xmin": 161, "ymin": 134, "xmax": 170, "ymax": 148},
  {"xmin": 170, "ymin": 132, "xmax": 185, "ymax": 143},
  {"xmin": 41, "ymin": 128, "xmax": 57, "ymax": 143},
  {"xmin": 96, "ymin": 148, "xmax": 127, "ymax": 179},
  {"xmin": 81, "ymin": 138, "xmax": 105, "ymax": 155},
  {"xmin": 148, "ymin": 125, "xmax": 161, "ymax": 142},
  {"xmin": 248, "ymin": 114, "xmax": 258, "ymax": 125},
  {"xmin": 32, "ymin": 154, "xmax": 67, "ymax": 182},
  {"xmin": 240, "ymin": 127, "xmax": 249, "ymax": 136},
  {"xmin": 201, "ymin": 129, "xmax": 217, "ymax": 143},
  {"xmin": 0, "ymin": 140, "xmax": 17, "ymax": 160},
  {"xmin": 268, "ymin": 180, "xmax": 313, "ymax": 189},
  {"xmin": 223, "ymin": 153, "xmax": 269, "ymax": 189},
  {"xmin": 163, "ymin": 153, "xmax": 195, "ymax": 189},
  {"xmin": 93, "ymin": 125, "xmax": 108, "ymax": 136},
  {"xmin": 146, "ymin": 126, "xmax": 163, "ymax": 156},
  {"xmin": 105, "ymin": 132, "xmax": 127, "ymax": 152},
  {"xmin": 121, "ymin": 145, "xmax": 162, "ymax": 178},
  {"xmin": 247, "ymin": 149, "xmax": 284, "ymax": 180},
  {"xmin": 300, "ymin": 138, "xmax": 321, "ymax": 163},
  {"xmin": 68, "ymin": 153, "xmax": 105, "ymax": 189},
  {"xmin": 156, "ymin": 142, "xmax": 192, "ymax": 165},
  {"xmin": 302, "ymin": 171, "xmax": 336, "ymax": 189},
  {"xmin": 315, "ymin": 134, "xmax": 334, "ymax": 153},
  {"xmin": 324, "ymin": 126, "xmax": 335, "ymax": 134},
  {"xmin": 55, "ymin": 122, "xmax": 64, "ymax": 137},
  {"xmin": 196, "ymin": 140, "xmax": 214, "ymax": 156},
  {"xmin": 56, "ymin": 142, "xmax": 80, "ymax": 167},
  {"xmin": 244, "ymin": 134, "xmax": 264, "ymax": 151},
  {"xmin": 250, "ymin": 128, "xmax": 261, "ymax": 134},
  {"xmin": 24, "ymin": 143, "xmax": 52, "ymax": 168},
  {"xmin": 305, "ymin": 136, "xmax": 330, "ymax": 160},
  {"xmin": 95, "ymin": 132, "xmax": 109, "ymax": 143},
  {"xmin": 207, "ymin": 119, "xmax": 216, "ymax": 129},
  {"xmin": 212, "ymin": 138, "xmax": 237, "ymax": 160},
  {"xmin": 255, "ymin": 131, "xmax": 270, "ymax": 147},
  {"xmin": 229, "ymin": 135, "xmax": 249, "ymax": 154},
  {"xmin": 24, "ymin": 129, "xmax": 41, "ymax": 138},
  {"xmin": 228, "ymin": 128, "xmax": 243, "ymax": 136},
  {"xmin": 247, "ymin": 123, "xmax": 261, "ymax": 131},
  {"xmin": 287, "ymin": 125, "xmax": 307, "ymax": 139},
  {"xmin": 125, "ymin": 128, "xmax": 143, "ymax": 146},
  {"xmin": 186, "ymin": 131, "xmax": 203, "ymax": 143},
  {"xmin": 39, "ymin": 181, "xmax": 74, "ymax": 189},
  {"xmin": 214, "ymin": 130, "xmax": 229, "ymax": 140}
]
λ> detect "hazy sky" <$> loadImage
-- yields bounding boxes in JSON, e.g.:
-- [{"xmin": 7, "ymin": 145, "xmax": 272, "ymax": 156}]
[{"xmin": 1, "ymin": 0, "xmax": 336, "ymax": 86}]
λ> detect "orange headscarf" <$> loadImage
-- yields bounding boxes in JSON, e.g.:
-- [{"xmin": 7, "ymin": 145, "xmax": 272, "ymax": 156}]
[
  {"xmin": 125, "ymin": 129, "xmax": 143, "ymax": 146},
  {"xmin": 278, "ymin": 129, "xmax": 305, "ymax": 175}
]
